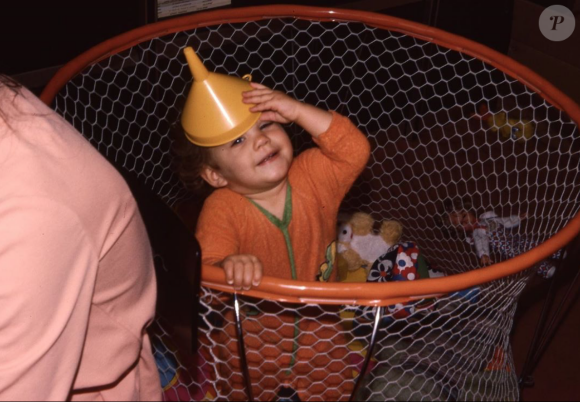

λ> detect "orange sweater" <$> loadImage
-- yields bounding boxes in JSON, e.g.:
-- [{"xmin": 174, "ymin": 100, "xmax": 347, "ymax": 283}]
[
  {"xmin": 196, "ymin": 111, "xmax": 370, "ymax": 281},
  {"xmin": 197, "ymin": 112, "xmax": 370, "ymax": 400}
]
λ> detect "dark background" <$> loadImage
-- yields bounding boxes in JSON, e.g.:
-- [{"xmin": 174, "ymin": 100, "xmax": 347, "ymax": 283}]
[
  {"xmin": 3, "ymin": 0, "xmax": 578, "ymax": 102},
  {"xmin": 0, "ymin": 0, "xmax": 517, "ymax": 89}
]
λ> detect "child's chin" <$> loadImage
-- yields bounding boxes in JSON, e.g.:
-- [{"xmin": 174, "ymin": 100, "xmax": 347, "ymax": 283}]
[
  {"xmin": 263, "ymin": 170, "xmax": 289, "ymax": 186},
  {"xmin": 263, "ymin": 162, "xmax": 289, "ymax": 176}
]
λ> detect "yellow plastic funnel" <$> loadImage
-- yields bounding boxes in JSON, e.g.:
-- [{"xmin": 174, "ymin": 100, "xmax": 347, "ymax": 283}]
[{"xmin": 180, "ymin": 46, "xmax": 261, "ymax": 147}]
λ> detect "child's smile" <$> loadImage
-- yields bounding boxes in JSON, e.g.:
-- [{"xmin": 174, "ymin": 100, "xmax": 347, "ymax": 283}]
[
  {"xmin": 205, "ymin": 120, "xmax": 293, "ymax": 195},
  {"xmin": 257, "ymin": 151, "xmax": 279, "ymax": 166}
]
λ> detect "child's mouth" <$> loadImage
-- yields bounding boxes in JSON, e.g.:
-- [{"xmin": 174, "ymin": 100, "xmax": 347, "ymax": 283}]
[{"xmin": 258, "ymin": 151, "xmax": 279, "ymax": 166}]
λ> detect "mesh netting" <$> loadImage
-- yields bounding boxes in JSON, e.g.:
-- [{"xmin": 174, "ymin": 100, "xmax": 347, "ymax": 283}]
[
  {"xmin": 194, "ymin": 282, "xmax": 523, "ymax": 401},
  {"xmin": 147, "ymin": 279, "xmax": 526, "ymax": 401},
  {"xmin": 45, "ymin": 7, "xmax": 580, "ymax": 401}
]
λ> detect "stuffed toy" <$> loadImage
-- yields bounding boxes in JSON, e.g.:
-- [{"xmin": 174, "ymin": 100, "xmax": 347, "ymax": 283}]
[
  {"xmin": 472, "ymin": 103, "xmax": 535, "ymax": 141},
  {"xmin": 336, "ymin": 212, "xmax": 403, "ymax": 282},
  {"xmin": 337, "ymin": 212, "xmax": 452, "ymax": 324}
]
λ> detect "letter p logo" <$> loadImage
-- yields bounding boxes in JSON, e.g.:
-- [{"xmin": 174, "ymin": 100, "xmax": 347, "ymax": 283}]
[
  {"xmin": 550, "ymin": 15, "xmax": 565, "ymax": 30},
  {"xmin": 539, "ymin": 5, "xmax": 575, "ymax": 41}
]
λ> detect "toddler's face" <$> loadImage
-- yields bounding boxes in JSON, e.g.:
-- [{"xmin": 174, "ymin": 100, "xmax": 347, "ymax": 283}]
[
  {"xmin": 206, "ymin": 120, "xmax": 293, "ymax": 194},
  {"xmin": 449, "ymin": 209, "xmax": 477, "ymax": 232}
]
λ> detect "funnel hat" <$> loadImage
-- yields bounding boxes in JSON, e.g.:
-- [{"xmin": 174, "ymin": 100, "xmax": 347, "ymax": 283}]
[{"xmin": 180, "ymin": 47, "xmax": 261, "ymax": 147}]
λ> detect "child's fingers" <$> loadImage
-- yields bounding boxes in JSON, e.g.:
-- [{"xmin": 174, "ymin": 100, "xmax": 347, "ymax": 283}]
[
  {"xmin": 248, "ymin": 100, "xmax": 277, "ymax": 112},
  {"xmin": 242, "ymin": 89, "xmax": 273, "ymax": 101},
  {"xmin": 241, "ymin": 256, "xmax": 261, "ymax": 290},
  {"xmin": 233, "ymin": 259, "xmax": 246, "ymax": 290},
  {"xmin": 243, "ymin": 93, "xmax": 277, "ymax": 106},
  {"xmin": 223, "ymin": 255, "xmax": 261, "ymax": 290},
  {"xmin": 242, "ymin": 88, "xmax": 273, "ymax": 97},
  {"xmin": 249, "ymin": 82, "xmax": 269, "ymax": 90},
  {"xmin": 242, "ymin": 262, "xmax": 254, "ymax": 290},
  {"xmin": 252, "ymin": 258, "xmax": 263, "ymax": 287},
  {"xmin": 257, "ymin": 111, "xmax": 291, "ymax": 124},
  {"xmin": 223, "ymin": 260, "xmax": 235, "ymax": 285},
  {"xmin": 222, "ymin": 256, "xmax": 246, "ymax": 290},
  {"xmin": 257, "ymin": 111, "xmax": 279, "ymax": 121},
  {"xmin": 249, "ymin": 97, "xmax": 292, "ymax": 114}
]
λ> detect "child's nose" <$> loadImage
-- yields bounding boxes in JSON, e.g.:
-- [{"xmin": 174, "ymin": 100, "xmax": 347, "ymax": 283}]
[{"xmin": 254, "ymin": 131, "xmax": 270, "ymax": 148}]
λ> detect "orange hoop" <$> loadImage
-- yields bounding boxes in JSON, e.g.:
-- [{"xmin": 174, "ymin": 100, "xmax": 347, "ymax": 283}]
[
  {"xmin": 200, "ymin": 214, "xmax": 580, "ymax": 306},
  {"xmin": 41, "ymin": 5, "xmax": 580, "ymax": 307}
]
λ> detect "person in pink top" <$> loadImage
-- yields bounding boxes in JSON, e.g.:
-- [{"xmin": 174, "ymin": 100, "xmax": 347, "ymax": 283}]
[{"xmin": 0, "ymin": 75, "xmax": 161, "ymax": 400}]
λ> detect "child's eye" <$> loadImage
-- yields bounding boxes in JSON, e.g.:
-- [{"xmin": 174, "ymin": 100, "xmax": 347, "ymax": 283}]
[
  {"xmin": 231, "ymin": 136, "xmax": 245, "ymax": 147},
  {"xmin": 260, "ymin": 121, "xmax": 274, "ymax": 130}
]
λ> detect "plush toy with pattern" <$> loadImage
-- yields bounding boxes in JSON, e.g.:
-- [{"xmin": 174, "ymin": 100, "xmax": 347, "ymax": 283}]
[{"xmin": 336, "ymin": 212, "xmax": 403, "ymax": 282}]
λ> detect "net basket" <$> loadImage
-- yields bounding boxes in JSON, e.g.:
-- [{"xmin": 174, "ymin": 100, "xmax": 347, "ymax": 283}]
[{"xmin": 41, "ymin": 5, "xmax": 580, "ymax": 401}]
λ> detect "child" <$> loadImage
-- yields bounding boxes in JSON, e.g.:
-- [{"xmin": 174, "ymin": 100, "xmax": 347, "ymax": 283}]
[
  {"xmin": 437, "ymin": 197, "xmax": 560, "ymax": 278},
  {"xmin": 172, "ymin": 63, "xmax": 370, "ymax": 399},
  {"xmin": 175, "ymin": 82, "xmax": 371, "ymax": 289}
]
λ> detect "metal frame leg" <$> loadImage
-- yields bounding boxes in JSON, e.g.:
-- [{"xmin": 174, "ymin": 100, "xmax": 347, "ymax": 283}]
[
  {"xmin": 349, "ymin": 306, "xmax": 384, "ymax": 402},
  {"xmin": 233, "ymin": 293, "xmax": 254, "ymax": 402}
]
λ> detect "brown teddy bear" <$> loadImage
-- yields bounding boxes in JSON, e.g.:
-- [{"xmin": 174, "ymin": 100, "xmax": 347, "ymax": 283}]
[{"xmin": 336, "ymin": 212, "xmax": 403, "ymax": 282}]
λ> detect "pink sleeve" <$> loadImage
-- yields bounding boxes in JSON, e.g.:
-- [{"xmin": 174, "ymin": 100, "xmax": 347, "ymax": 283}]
[{"xmin": 0, "ymin": 197, "xmax": 98, "ymax": 400}]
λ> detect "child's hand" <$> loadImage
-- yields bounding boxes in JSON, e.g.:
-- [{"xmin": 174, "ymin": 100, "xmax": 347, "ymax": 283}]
[
  {"xmin": 243, "ymin": 82, "xmax": 333, "ymax": 138},
  {"xmin": 221, "ymin": 254, "xmax": 263, "ymax": 291},
  {"xmin": 480, "ymin": 255, "xmax": 492, "ymax": 266},
  {"xmin": 243, "ymin": 83, "xmax": 301, "ymax": 124}
]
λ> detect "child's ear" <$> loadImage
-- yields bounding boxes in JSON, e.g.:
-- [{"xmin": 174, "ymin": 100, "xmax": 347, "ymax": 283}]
[{"xmin": 200, "ymin": 165, "xmax": 228, "ymax": 188}]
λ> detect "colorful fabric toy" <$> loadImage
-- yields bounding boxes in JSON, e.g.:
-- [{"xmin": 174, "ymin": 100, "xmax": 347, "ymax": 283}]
[
  {"xmin": 367, "ymin": 241, "xmax": 421, "ymax": 283},
  {"xmin": 336, "ymin": 212, "xmax": 403, "ymax": 282},
  {"xmin": 365, "ymin": 242, "xmax": 435, "ymax": 319},
  {"xmin": 151, "ymin": 335, "xmax": 216, "ymax": 401}
]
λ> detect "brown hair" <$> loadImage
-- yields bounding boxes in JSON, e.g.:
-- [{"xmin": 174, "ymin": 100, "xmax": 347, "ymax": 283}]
[
  {"xmin": 0, "ymin": 74, "xmax": 21, "ymax": 90},
  {"xmin": 0, "ymin": 74, "xmax": 23, "ymax": 126},
  {"xmin": 170, "ymin": 121, "xmax": 215, "ymax": 195}
]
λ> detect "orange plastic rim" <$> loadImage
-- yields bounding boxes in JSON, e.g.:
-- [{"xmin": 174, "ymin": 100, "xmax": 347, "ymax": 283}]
[{"xmin": 40, "ymin": 5, "xmax": 580, "ymax": 306}]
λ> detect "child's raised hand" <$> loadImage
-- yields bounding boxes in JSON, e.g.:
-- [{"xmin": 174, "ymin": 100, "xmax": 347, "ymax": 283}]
[
  {"xmin": 243, "ymin": 82, "xmax": 333, "ymax": 137},
  {"xmin": 221, "ymin": 254, "xmax": 263, "ymax": 291},
  {"xmin": 243, "ymin": 82, "xmax": 301, "ymax": 124}
]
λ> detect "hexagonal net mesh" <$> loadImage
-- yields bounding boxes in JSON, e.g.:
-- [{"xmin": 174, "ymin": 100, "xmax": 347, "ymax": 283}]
[
  {"xmin": 187, "ymin": 283, "xmax": 525, "ymax": 401},
  {"xmin": 41, "ymin": 6, "xmax": 580, "ymax": 401}
]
